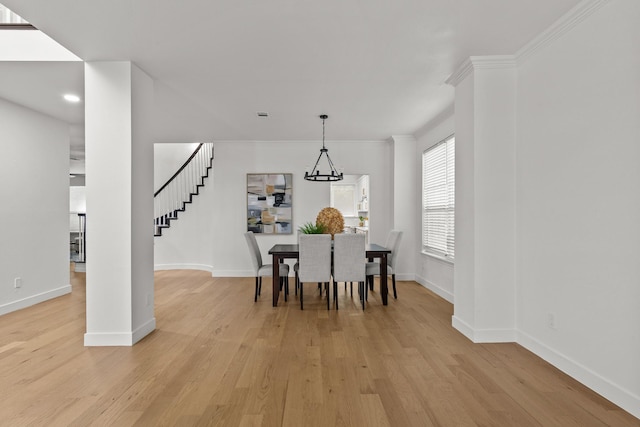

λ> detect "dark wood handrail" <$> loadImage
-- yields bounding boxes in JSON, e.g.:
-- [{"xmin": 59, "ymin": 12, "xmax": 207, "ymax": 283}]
[
  {"xmin": 154, "ymin": 143, "xmax": 204, "ymax": 197},
  {"xmin": 0, "ymin": 23, "xmax": 37, "ymax": 30}
]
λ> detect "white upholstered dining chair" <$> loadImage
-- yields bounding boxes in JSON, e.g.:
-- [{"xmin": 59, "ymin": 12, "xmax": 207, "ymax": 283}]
[
  {"xmin": 298, "ymin": 234, "xmax": 332, "ymax": 310},
  {"xmin": 333, "ymin": 233, "xmax": 366, "ymax": 310},
  {"xmin": 244, "ymin": 231, "xmax": 290, "ymax": 302}
]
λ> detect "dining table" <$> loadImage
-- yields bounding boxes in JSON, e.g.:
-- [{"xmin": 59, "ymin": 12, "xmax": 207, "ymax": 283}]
[{"xmin": 268, "ymin": 243, "xmax": 392, "ymax": 307}]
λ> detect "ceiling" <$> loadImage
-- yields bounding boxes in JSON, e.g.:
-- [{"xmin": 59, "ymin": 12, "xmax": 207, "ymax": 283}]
[{"xmin": 1, "ymin": 0, "xmax": 583, "ymax": 146}]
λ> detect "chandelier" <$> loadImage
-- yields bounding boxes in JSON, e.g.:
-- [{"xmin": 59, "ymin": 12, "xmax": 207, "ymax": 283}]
[{"xmin": 304, "ymin": 115, "xmax": 343, "ymax": 182}]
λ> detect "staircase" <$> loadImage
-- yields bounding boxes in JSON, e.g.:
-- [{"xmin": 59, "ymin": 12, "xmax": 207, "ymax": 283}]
[{"xmin": 154, "ymin": 143, "xmax": 214, "ymax": 236}]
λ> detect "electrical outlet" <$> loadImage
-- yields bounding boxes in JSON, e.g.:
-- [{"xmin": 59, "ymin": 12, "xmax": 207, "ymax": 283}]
[
  {"xmin": 14, "ymin": 277, "xmax": 22, "ymax": 288},
  {"xmin": 547, "ymin": 313, "xmax": 557, "ymax": 330}
]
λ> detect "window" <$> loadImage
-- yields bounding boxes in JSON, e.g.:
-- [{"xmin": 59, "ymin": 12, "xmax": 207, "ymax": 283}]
[
  {"xmin": 422, "ymin": 135, "xmax": 455, "ymax": 260},
  {"xmin": 330, "ymin": 183, "xmax": 357, "ymax": 217}
]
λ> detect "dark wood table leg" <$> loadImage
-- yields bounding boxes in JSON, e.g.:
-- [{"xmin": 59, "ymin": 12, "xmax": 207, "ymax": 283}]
[
  {"xmin": 368, "ymin": 257, "xmax": 374, "ymax": 290},
  {"xmin": 273, "ymin": 255, "xmax": 280, "ymax": 307},
  {"xmin": 380, "ymin": 254, "xmax": 388, "ymax": 305}
]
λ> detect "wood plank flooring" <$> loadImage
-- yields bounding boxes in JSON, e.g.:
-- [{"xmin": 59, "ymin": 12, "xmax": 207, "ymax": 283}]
[{"xmin": 0, "ymin": 268, "xmax": 637, "ymax": 426}]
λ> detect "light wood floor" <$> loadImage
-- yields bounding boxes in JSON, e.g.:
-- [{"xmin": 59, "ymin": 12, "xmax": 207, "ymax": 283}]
[{"xmin": 0, "ymin": 268, "xmax": 637, "ymax": 427}]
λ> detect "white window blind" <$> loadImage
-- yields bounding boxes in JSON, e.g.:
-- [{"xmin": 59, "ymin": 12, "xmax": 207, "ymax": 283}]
[
  {"xmin": 330, "ymin": 183, "xmax": 357, "ymax": 217},
  {"xmin": 422, "ymin": 135, "xmax": 455, "ymax": 260}
]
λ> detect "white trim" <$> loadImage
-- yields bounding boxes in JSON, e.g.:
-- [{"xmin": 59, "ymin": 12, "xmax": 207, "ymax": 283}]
[
  {"xmin": 447, "ymin": 0, "xmax": 611, "ymax": 86},
  {"xmin": 132, "ymin": 317, "xmax": 156, "ymax": 345},
  {"xmin": 452, "ymin": 315, "xmax": 475, "ymax": 341},
  {"xmin": 415, "ymin": 274, "xmax": 453, "ymax": 303},
  {"xmin": 518, "ymin": 330, "xmax": 640, "ymax": 419},
  {"xmin": 73, "ymin": 263, "xmax": 86, "ymax": 273},
  {"xmin": 445, "ymin": 56, "xmax": 516, "ymax": 87},
  {"xmin": 154, "ymin": 263, "xmax": 213, "ymax": 273},
  {"xmin": 395, "ymin": 273, "xmax": 415, "ymax": 282},
  {"xmin": 0, "ymin": 285, "xmax": 72, "ymax": 316},
  {"xmin": 452, "ymin": 316, "xmax": 517, "ymax": 343},
  {"xmin": 469, "ymin": 55, "xmax": 517, "ymax": 69},
  {"xmin": 84, "ymin": 332, "xmax": 132, "ymax": 346},
  {"xmin": 474, "ymin": 328, "xmax": 517, "ymax": 343},
  {"xmin": 421, "ymin": 251, "xmax": 454, "ymax": 265},
  {"xmin": 516, "ymin": 0, "xmax": 611, "ymax": 64},
  {"xmin": 84, "ymin": 317, "xmax": 156, "ymax": 347},
  {"xmin": 445, "ymin": 58, "xmax": 473, "ymax": 86}
]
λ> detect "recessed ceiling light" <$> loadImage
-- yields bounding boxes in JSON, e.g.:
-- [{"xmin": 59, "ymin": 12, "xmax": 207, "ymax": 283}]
[{"xmin": 64, "ymin": 94, "xmax": 81, "ymax": 103}]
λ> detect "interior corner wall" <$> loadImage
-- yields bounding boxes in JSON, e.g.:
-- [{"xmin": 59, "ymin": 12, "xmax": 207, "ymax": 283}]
[
  {"xmin": 391, "ymin": 135, "xmax": 417, "ymax": 281},
  {"xmin": 415, "ymin": 113, "xmax": 455, "ymax": 302},
  {"xmin": 210, "ymin": 140, "xmax": 393, "ymax": 277},
  {"xmin": 0, "ymin": 97, "xmax": 71, "ymax": 315},
  {"xmin": 130, "ymin": 64, "xmax": 155, "ymax": 339},
  {"xmin": 451, "ymin": 74, "xmax": 476, "ymax": 335},
  {"xmin": 515, "ymin": 0, "xmax": 640, "ymax": 416}
]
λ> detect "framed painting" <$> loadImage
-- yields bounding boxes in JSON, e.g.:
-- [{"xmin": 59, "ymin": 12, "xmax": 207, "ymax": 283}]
[{"xmin": 247, "ymin": 173, "xmax": 293, "ymax": 234}]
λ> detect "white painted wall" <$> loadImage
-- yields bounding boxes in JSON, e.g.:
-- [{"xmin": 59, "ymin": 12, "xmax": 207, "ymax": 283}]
[
  {"xmin": 449, "ymin": 61, "xmax": 518, "ymax": 343},
  {"xmin": 0, "ymin": 97, "xmax": 70, "ymax": 315},
  {"xmin": 211, "ymin": 140, "xmax": 393, "ymax": 277},
  {"xmin": 515, "ymin": 0, "xmax": 640, "ymax": 416},
  {"xmin": 0, "ymin": 29, "xmax": 80, "ymax": 61},
  {"xmin": 130, "ymin": 64, "xmax": 156, "ymax": 341},
  {"xmin": 154, "ymin": 143, "xmax": 199, "ymax": 192},
  {"xmin": 452, "ymin": 74, "xmax": 476, "ymax": 329},
  {"xmin": 415, "ymin": 113, "xmax": 455, "ymax": 302},
  {"xmin": 391, "ymin": 136, "xmax": 417, "ymax": 281},
  {"xmin": 69, "ymin": 186, "xmax": 86, "ymax": 232},
  {"xmin": 84, "ymin": 62, "xmax": 155, "ymax": 346}
]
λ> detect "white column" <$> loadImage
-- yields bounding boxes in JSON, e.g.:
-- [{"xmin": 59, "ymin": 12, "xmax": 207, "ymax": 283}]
[
  {"xmin": 447, "ymin": 56, "xmax": 517, "ymax": 342},
  {"xmin": 84, "ymin": 61, "xmax": 155, "ymax": 346},
  {"xmin": 390, "ymin": 135, "xmax": 417, "ymax": 280}
]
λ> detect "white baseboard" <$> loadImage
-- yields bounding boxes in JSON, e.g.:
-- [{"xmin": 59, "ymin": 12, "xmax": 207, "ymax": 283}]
[
  {"xmin": 518, "ymin": 330, "xmax": 640, "ymax": 420},
  {"xmin": 73, "ymin": 263, "xmax": 86, "ymax": 273},
  {"xmin": 452, "ymin": 315, "xmax": 475, "ymax": 341},
  {"xmin": 475, "ymin": 328, "xmax": 517, "ymax": 343},
  {"xmin": 453, "ymin": 319, "xmax": 640, "ymax": 418},
  {"xmin": 84, "ymin": 317, "xmax": 156, "ymax": 347},
  {"xmin": 395, "ymin": 273, "xmax": 415, "ymax": 282},
  {"xmin": 0, "ymin": 285, "xmax": 72, "ymax": 316},
  {"xmin": 132, "ymin": 317, "xmax": 156, "ymax": 345},
  {"xmin": 154, "ymin": 263, "xmax": 213, "ymax": 273},
  {"xmin": 415, "ymin": 274, "xmax": 454, "ymax": 303},
  {"xmin": 451, "ymin": 315, "xmax": 516, "ymax": 343}
]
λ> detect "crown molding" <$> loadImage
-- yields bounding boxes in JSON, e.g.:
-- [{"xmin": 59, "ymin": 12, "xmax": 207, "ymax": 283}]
[
  {"xmin": 390, "ymin": 135, "xmax": 416, "ymax": 144},
  {"xmin": 445, "ymin": 56, "xmax": 516, "ymax": 87},
  {"xmin": 445, "ymin": 58, "xmax": 473, "ymax": 87},
  {"xmin": 516, "ymin": 0, "xmax": 611, "ymax": 64},
  {"xmin": 469, "ymin": 55, "xmax": 517, "ymax": 69},
  {"xmin": 446, "ymin": 0, "xmax": 611, "ymax": 86}
]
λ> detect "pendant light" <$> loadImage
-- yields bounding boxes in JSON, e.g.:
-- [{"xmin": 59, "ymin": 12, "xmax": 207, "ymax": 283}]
[{"xmin": 304, "ymin": 114, "xmax": 343, "ymax": 182}]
